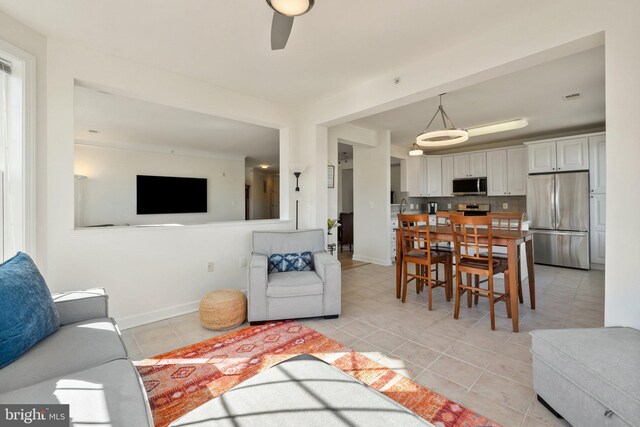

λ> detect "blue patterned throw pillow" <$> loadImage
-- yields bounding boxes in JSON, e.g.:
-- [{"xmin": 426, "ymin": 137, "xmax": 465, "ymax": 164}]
[
  {"xmin": 269, "ymin": 252, "xmax": 313, "ymax": 273},
  {"xmin": 0, "ymin": 252, "xmax": 60, "ymax": 368}
]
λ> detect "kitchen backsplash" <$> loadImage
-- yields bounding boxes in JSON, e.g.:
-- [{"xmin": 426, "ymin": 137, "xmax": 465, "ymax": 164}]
[{"xmin": 391, "ymin": 195, "xmax": 526, "ymax": 217}]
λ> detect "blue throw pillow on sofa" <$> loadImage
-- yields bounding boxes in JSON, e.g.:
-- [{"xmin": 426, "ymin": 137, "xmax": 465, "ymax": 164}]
[
  {"xmin": 0, "ymin": 252, "xmax": 60, "ymax": 368},
  {"xmin": 269, "ymin": 252, "xmax": 313, "ymax": 273}
]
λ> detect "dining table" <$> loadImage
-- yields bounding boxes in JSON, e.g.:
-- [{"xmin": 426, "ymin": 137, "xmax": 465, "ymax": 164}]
[{"xmin": 394, "ymin": 225, "xmax": 535, "ymax": 332}]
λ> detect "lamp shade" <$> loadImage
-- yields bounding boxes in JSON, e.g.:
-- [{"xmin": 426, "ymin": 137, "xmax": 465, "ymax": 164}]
[
  {"xmin": 267, "ymin": 0, "xmax": 314, "ymax": 16},
  {"xmin": 409, "ymin": 147, "xmax": 424, "ymax": 156}
]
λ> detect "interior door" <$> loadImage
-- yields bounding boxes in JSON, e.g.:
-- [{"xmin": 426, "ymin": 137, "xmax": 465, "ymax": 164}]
[{"xmin": 527, "ymin": 174, "xmax": 555, "ymax": 229}]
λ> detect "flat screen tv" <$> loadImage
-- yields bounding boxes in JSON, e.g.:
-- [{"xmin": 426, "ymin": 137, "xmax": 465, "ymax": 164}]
[{"xmin": 137, "ymin": 175, "xmax": 207, "ymax": 215}]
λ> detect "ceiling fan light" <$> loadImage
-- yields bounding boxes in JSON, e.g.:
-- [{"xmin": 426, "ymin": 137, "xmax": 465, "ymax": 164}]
[
  {"xmin": 467, "ymin": 119, "xmax": 528, "ymax": 137},
  {"xmin": 409, "ymin": 147, "xmax": 424, "ymax": 156},
  {"xmin": 416, "ymin": 129, "xmax": 469, "ymax": 147},
  {"xmin": 267, "ymin": 0, "xmax": 314, "ymax": 17}
]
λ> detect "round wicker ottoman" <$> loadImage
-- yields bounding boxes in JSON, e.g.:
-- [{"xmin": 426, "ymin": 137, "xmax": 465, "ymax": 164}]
[{"xmin": 199, "ymin": 289, "xmax": 247, "ymax": 330}]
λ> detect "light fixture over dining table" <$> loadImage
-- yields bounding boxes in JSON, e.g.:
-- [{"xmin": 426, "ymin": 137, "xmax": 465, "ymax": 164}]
[{"xmin": 416, "ymin": 93, "xmax": 469, "ymax": 147}]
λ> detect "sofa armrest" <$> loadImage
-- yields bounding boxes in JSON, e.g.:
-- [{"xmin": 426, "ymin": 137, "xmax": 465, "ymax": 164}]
[
  {"xmin": 313, "ymin": 252, "xmax": 341, "ymax": 316},
  {"xmin": 248, "ymin": 254, "xmax": 269, "ymax": 322},
  {"xmin": 52, "ymin": 288, "xmax": 109, "ymax": 325}
]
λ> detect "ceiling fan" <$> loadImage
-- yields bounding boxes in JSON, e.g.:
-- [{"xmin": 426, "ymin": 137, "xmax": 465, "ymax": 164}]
[{"xmin": 266, "ymin": 0, "xmax": 315, "ymax": 50}]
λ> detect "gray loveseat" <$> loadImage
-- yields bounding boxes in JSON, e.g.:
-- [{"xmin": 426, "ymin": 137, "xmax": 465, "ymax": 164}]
[
  {"xmin": 0, "ymin": 289, "xmax": 153, "ymax": 427},
  {"xmin": 248, "ymin": 229, "xmax": 341, "ymax": 323}
]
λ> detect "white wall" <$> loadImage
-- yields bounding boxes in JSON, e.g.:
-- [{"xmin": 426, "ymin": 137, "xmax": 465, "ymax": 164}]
[
  {"xmin": 6, "ymin": 1, "xmax": 640, "ymax": 328},
  {"xmin": 45, "ymin": 39, "xmax": 295, "ymax": 328},
  {"xmin": 297, "ymin": 1, "xmax": 640, "ymax": 328},
  {"xmin": 353, "ymin": 131, "xmax": 391, "ymax": 265},
  {"xmin": 74, "ymin": 144, "xmax": 245, "ymax": 226}
]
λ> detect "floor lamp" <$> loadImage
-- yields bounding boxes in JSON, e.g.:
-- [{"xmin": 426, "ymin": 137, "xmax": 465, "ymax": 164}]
[{"xmin": 290, "ymin": 164, "xmax": 306, "ymax": 230}]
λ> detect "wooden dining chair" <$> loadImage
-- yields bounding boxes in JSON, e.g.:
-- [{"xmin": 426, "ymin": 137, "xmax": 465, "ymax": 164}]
[
  {"xmin": 450, "ymin": 214, "xmax": 511, "ymax": 330},
  {"xmin": 432, "ymin": 211, "xmax": 455, "ymax": 286},
  {"xmin": 477, "ymin": 212, "xmax": 524, "ymax": 305},
  {"xmin": 398, "ymin": 214, "xmax": 451, "ymax": 310}
]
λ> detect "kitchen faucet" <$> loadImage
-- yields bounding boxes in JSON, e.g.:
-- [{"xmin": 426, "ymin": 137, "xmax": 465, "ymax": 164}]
[{"xmin": 400, "ymin": 198, "xmax": 407, "ymax": 214}]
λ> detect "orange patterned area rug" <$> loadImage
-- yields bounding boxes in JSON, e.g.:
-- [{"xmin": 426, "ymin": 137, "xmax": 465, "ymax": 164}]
[{"xmin": 134, "ymin": 321, "xmax": 498, "ymax": 427}]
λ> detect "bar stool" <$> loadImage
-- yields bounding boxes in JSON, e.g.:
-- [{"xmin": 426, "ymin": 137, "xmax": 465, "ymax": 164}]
[
  {"xmin": 398, "ymin": 214, "xmax": 451, "ymax": 310},
  {"xmin": 450, "ymin": 214, "xmax": 511, "ymax": 330}
]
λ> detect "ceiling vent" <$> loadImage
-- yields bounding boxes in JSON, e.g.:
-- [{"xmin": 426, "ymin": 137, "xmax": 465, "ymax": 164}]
[{"xmin": 563, "ymin": 92, "xmax": 582, "ymax": 101}]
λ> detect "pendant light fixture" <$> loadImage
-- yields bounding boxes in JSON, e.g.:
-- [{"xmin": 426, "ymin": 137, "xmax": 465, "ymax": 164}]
[
  {"xmin": 267, "ymin": 0, "xmax": 314, "ymax": 16},
  {"xmin": 408, "ymin": 144, "xmax": 424, "ymax": 156},
  {"xmin": 416, "ymin": 93, "xmax": 468, "ymax": 147}
]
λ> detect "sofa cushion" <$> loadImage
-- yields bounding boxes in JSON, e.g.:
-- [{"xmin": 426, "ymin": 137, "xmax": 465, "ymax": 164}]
[
  {"xmin": 0, "ymin": 318, "xmax": 127, "ymax": 394},
  {"xmin": 169, "ymin": 354, "xmax": 433, "ymax": 427},
  {"xmin": 268, "ymin": 252, "xmax": 313, "ymax": 273},
  {"xmin": 267, "ymin": 271, "xmax": 324, "ymax": 297},
  {"xmin": 531, "ymin": 327, "xmax": 640, "ymax": 426},
  {"xmin": 0, "ymin": 359, "xmax": 153, "ymax": 427},
  {"xmin": 0, "ymin": 252, "xmax": 60, "ymax": 368}
]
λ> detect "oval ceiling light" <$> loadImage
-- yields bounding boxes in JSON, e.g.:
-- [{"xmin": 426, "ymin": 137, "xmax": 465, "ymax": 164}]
[
  {"xmin": 266, "ymin": 0, "xmax": 314, "ymax": 16},
  {"xmin": 409, "ymin": 144, "xmax": 424, "ymax": 156},
  {"xmin": 416, "ymin": 93, "xmax": 468, "ymax": 147},
  {"xmin": 467, "ymin": 119, "xmax": 528, "ymax": 137},
  {"xmin": 260, "ymin": 164, "xmax": 270, "ymax": 169}
]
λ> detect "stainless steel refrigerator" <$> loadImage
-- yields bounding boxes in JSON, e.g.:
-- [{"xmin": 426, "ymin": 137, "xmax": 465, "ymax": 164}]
[{"xmin": 527, "ymin": 172, "xmax": 590, "ymax": 269}]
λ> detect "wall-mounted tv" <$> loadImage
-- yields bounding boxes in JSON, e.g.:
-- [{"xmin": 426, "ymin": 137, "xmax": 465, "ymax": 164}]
[{"xmin": 137, "ymin": 175, "xmax": 207, "ymax": 215}]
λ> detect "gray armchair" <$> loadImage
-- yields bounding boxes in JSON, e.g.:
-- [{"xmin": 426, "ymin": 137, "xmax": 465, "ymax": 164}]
[{"xmin": 248, "ymin": 229, "xmax": 341, "ymax": 323}]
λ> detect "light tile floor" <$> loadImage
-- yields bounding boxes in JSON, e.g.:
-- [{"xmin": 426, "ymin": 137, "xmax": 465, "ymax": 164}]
[{"xmin": 125, "ymin": 263, "xmax": 604, "ymax": 427}]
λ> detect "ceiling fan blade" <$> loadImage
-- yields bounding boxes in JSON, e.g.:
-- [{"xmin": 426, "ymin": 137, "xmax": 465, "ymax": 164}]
[{"xmin": 271, "ymin": 12, "xmax": 294, "ymax": 50}]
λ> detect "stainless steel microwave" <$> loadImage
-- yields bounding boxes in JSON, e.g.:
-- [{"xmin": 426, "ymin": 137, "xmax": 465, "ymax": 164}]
[{"xmin": 452, "ymin": 177, "xmax": 487, "ymax": 196}]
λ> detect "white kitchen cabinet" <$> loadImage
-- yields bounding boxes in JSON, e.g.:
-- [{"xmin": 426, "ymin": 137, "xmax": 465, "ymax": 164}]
[
  {"xmin": 506, "ymin": 147, "xmax": 527, "ymax": 195},
  {"xmin": 453, "ymin": 154, "xmax": 469, "ymax": 178},
  {"xmin": 487, "ymin": 150, "xmax": 508, "ymax": 196},
  {"xmin": 407, "ymin": 156, "xmax": 427, "ymax": 197},
  {"xmin": 590, "ymin": 194, "xmax": 606, "ymax": 265},
  {"xmin": 469, "ymin": 152, "xmax": 487, "ymax": 177},
  {"xmin": 441, "ymin": 156, "xmax": 454, "ymax": 197},
  {"xmin": 557, "ymin": 137, "xmax": 589, "ymax": 171},
  {"xmin": 526, "ymin": 137, "xmax": 589, "ymax": 173},
  {"xmin": 527, "ymin": 141, "xmax": 556, "ymax": 173},
  {"xmin": 589, "ymin": 134, "xmax": 606, "ymax": 194},
  {"xmin": 453, "ymin": 152, "xmax": 486, "ymax": 178},
  {"xmin": 426, "ymin": 156, "xmax": 442, "ymax": 196}
]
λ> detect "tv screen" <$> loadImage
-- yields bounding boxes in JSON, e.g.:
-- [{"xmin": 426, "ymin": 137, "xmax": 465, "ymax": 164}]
[{"xmin": 137, "ymin": 175, "xmax": 207, "ymax": 215}]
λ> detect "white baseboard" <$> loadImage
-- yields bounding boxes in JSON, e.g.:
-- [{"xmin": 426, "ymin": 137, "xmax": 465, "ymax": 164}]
[
  {"xmin": 352, "ymin": 254, "xmax": 392, "ymax": 267},
  {"xmin": 118, "ymin": 299, "xmax": 200, "ymax": 330}
]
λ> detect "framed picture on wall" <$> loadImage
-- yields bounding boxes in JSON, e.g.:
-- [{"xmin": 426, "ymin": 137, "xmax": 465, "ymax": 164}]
[{"xmin": 327, "ymin": 165, "xmax": 335, "ymax": 188}]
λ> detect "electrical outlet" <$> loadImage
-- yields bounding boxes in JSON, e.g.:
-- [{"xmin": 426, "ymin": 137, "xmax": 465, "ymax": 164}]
[
  {"xmin": 447, "ymin": 203, "xmax": 452, "ymax": 209},
  {"xmin": 502, "ymin": 203, "xmax": 509, "ymax": 210},
  {"xmin": 207, "ymin": 262, "xmax": 214, "ymax": 273},
  {"xmin": 239, "ymin": 256, "xmax": 247, "ymax": 267}
]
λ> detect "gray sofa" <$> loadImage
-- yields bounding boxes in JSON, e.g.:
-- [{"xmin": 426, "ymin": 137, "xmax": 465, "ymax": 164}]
[
  {"xmin": 248, "ymin": 229, "xmax": 341, "ymax": 323},
  {"xmin": 0, "ymin": 289, "xmax": 154, "ymax": 427},
  {"xmin": 531, "ymin": 327, "xmax": 640, "ymax": 427}
]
